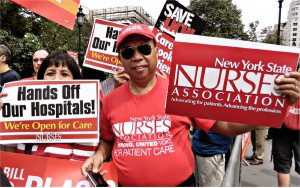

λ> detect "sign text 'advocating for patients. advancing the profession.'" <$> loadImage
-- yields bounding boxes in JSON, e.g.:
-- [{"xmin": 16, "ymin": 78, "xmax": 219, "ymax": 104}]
[
  {"xmin": 0, "ymin": 80, "xmax": 99, "ymax": 144},
  {"xmin": 166, "ymin": 34, "xmax": 300, "ymax": 127}
]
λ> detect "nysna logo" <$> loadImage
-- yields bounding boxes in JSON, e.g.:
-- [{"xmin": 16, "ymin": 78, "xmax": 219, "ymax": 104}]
[
  {"xmin": 173, "ymin": 64, "xmax": 280, "ymax": 96},
  {"xmin": 173, "ymin": 64, "xmax": 241, "ymax": 90},
  {"xmin": 173, "ymin": 64, "xmax": 200, "ymax": 88}
]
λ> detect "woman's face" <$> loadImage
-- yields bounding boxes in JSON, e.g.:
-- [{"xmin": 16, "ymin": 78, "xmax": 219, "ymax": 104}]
[{"xmin": 43, "ymin": 65, "xmax": 73, "ymax": 80}]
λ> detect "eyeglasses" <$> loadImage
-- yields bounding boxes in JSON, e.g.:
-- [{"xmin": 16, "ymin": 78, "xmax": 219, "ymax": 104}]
[
  {"xmin": 120, "ymin": 43, "xmax": 153, "ymax": 60},
  {"xmin": 33, "ymin": 58, "xmax": 45, "ymax": 63}
]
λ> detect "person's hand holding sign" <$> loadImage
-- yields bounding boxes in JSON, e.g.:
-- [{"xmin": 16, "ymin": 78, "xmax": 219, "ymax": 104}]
[
  {"xmin": 275, "ymin": 68, "xmax": 300, "ymax": 105},
  {"xmin": 113, "ymin": 69, "xmax": 130, "ymax": 88},
  {"xmin": 0, "ymin": 93, "xmax": 7, "ymax": 110}
]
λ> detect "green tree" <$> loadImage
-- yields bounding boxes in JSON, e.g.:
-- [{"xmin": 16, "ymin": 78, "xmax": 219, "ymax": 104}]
[
  {"xmin": 0, "ymin": 29, "xmax": 43, "ymax": 78},
  {"xmin": 246, "ymin": 21, "xmax": 278, "ymax": 44},
  {"xmin": 188, "ymin": 0, "xmax": 248, "ymax": 40},
  {"xmin": 247, "ymin": 21, "xmax": 259, "ymax": 42},
  {"xmin": 0, "ymin": 0, "xmax": 42, "ymax": 38},
  {"xmin": 38, "ymin": 17, "xmax": 92, "ymax": 54},
  {"xmin": 0, "ymin": 0, "xmax": 93, "ymax": 78},
  {"xmin": 13, "ymin": 33, "xmax": 43, "ymax": 78},
  {"xmin": 260, "ymin": 26, "xmax": 277, "ymax": 44}
]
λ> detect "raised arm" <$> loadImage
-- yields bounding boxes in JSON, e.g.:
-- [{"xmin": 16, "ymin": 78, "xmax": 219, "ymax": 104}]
[{"xmin": 211, "ymin": 121, "xmax": 256, "ymax": 137}]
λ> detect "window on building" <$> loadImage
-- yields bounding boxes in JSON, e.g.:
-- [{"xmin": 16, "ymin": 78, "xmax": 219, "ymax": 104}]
[
  {"xmin": 293, "ymin": 38, "xmax": 297, "ymax": 41},
  {"xmin": 293, "ymin": 28, "xmax": 297, "ymax": 31},
  {"xmin": 293, "ymin": 33, "xmax": 297, "ymax": 36},
  {"xmin": 293, "ymin": 23, "xmax": 298, "ymax": 26}
]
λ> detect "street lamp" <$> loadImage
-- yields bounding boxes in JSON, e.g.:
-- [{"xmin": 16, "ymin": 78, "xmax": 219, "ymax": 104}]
[
  {"xmin": 77, "ymin": 5, "xmax": 85, "ymax": 68},
  {"xmin": 276, "ymin": 0, "xmax": 284, "ymax": 45}
]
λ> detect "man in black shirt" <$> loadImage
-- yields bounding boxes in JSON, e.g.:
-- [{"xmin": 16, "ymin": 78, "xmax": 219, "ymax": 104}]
[{"xmin": 0, "ymin": 44, "xmax": 21, "ymax": 92}]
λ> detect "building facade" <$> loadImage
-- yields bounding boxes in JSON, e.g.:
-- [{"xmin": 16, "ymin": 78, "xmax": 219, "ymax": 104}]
[
  {"xmin": 90, "ymin": 6, "xmax": 155, "ymax": 26},
  {"xmin": 283, "ymin": 0, "xmax": 300, "ymax": 46},
  {"xmin": 80, "ymin": 4, "xmax": 155, "ymax": 26}
]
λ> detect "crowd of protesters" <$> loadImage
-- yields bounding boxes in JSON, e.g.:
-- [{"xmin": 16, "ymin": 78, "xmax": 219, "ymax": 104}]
[{"xmin": 0, "ymin": 23, "xmax": 300, "ymax": 186}]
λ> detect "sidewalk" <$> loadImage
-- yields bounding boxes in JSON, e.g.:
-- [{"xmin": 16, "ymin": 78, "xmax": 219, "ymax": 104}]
[{"xmin": 240, "ymin": 139, "xmax": 300, "ymax": 187}]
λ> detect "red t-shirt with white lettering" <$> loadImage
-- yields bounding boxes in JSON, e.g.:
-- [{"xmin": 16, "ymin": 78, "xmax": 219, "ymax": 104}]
[
  {"xmin": 283, "ymin": 100, "xmax": 300, "ymax": 130},
  {"xmin": 101, "ymin": 75, "xmax": 215, "ymax": 186}
]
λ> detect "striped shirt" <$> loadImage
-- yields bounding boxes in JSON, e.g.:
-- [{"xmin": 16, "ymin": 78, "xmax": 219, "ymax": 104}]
[{"xmin": 17, "ymin": 143, "xmax": 98, "ymax": 161}]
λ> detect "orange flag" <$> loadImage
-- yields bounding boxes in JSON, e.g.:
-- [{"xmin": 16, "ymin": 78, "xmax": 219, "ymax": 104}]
[{"xmin": 10, "ymin": 0, "xmax": 80, "ymax": 30}]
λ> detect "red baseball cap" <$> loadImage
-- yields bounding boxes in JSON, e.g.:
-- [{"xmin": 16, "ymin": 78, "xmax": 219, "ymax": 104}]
[{"xmin": 116, "ymin": 24, "xmax": 156, "ymax": 51}]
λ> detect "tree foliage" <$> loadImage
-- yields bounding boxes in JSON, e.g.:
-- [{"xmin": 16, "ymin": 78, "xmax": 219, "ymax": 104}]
[
  {"xmin": 260, "ymin": 26, "xmax": 277, "ymax": 44},
  {"xmin": 246, "ymin": 21, "xmax": 278, "ymax": 44},
  {"xmin": 0, "ymin": 0, "xmax": 92, "ymax": 78},
  {"xmin": 247, "ymin": 21, "xmax": 259, "ymax": 42},
  {"xmin": 38, "ymin": 17, "xmax": 92, "ymax": 53},
  {"xmin": 0, "ymin": 1, "xmax": 40, "ymax": 38},
  {"xmin": 188, "ymin": 0, "xmax": 248, "ymax": 40}
]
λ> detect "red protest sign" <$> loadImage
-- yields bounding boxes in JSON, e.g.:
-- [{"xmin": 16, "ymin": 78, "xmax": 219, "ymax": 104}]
[
  {"xmin": 0, "ymin": 151, "xmax": 118, "ymax": 187},
  {"xmin": 10, "ymin": 0, "xmax": 80, "ymax": 30},
  {"xmin": 152, "ymin": 0, "xmax": 206, "ymax": 77},
  {"xmin": 84, "ymin": 19, "xmax": 124, "ymax": 74},
  {"xmin": 0, "ymin": 80, "xmax": 99, "ymax": 144},
  {"xmin": 166, "ymin": 34, "xmax": 300, "ymax": 127}
]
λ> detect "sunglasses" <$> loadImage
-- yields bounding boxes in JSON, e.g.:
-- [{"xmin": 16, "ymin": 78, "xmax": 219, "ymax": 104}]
[
  {"xmin": 33, "ymin": 58, "xmax": 45, "ymax": 63},
  {"xmin": 120, "ymin": 43, "xmax": 153, "ymax": 60}
]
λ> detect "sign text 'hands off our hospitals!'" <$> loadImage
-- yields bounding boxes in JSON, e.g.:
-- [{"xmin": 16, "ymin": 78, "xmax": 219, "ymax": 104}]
[{"xmin": 0, "ymin": 80, "xmax": 100, "ymax": 144}]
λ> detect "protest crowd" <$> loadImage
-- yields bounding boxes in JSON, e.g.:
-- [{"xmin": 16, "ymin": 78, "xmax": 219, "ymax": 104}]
[{"xmin": 1, "ymin": 0, "xmax": 300, "ymax": 187}]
